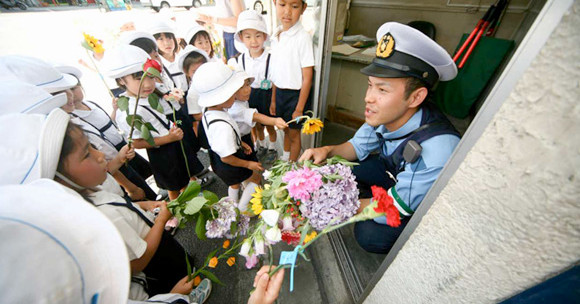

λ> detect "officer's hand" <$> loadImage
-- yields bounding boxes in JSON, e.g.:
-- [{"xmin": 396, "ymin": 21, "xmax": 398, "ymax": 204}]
[
  {"xmin": 299, "ymin": 147, "xmax": 329, "ymax": 164},
  {"xmin": 248, "ymin": 266, "xmax": 285, "ymax": 304}
]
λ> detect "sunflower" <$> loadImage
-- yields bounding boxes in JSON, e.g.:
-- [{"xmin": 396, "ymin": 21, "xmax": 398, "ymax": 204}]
[
  {"xmin": 301, "ymin": 118, "xmax": 324, "ymax": 135},
  {"xmin": 82, "ymin": 33, "xmax": 104, "ymax": 54},
  {"xmin": 303, "ymin": 231, "xmax": 318, "ymax": 244},
  {"xmin": 250, "ymin": 186, "xmax": 264, "ymax": 215}
]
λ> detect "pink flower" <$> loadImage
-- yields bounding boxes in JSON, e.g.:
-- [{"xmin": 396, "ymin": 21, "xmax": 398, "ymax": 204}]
[
  {"xmin": 245, "ymin": 254, "xmax": 259, "ymax": 269},
  {"xmin": 282, "ymin": 167, "xmax": 323, "ymax": 202},
  {"xmin": 165, "ymin": 217, "xmax": 179, "ymax": 230},
  {"xmin": 281, "ymin": 214, "xmax": 294, "ymax": 231}
]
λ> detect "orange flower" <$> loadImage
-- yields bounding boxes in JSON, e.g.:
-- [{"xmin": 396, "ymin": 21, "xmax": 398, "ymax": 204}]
[
  {"xmin": 193, "ymin": 276, "xmax": 201, "ymax": 286},
  {"xmin": 222, "ymin": 240, "xmax": 230, "ymax": 249},
  {"xmin": 208, "ymin": 257, "xmax": 218, "ymax": 268},
  {"xmin": 227, "ymin": 256, "xmax": 236, "ymax": 267}
]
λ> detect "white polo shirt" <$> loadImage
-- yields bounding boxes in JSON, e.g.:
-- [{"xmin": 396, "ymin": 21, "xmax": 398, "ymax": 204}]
[
  {"xmin": 270, "ymin": 22, "xmax": 315, "ymax": 90},
  {"xmin": 186, "ymin": 85, "xmax": 202, "ymax": 115},
  {"xmin": 202, "ymin": 109, "xmax": 242, "ymax": 158},
  {"xmin": 115, "ymin": 95, "xmax": 171, "ymax": 142},
  {"xmin": 160, "ymin": 55, "xmax": 188, "ymax": 92},
  {"xmin": 71, "ymin": 116, "xmax": 119, "ymax": 161},
  {"xmin": 227, "ymin": 100, "xmax": 256, "ymax": 136},
  {"xmin": 72, "ymin": 101, "xmax": 125, "ymax": 147},
  {"xmin": 227, "ymin": 50, "xmax": 272, "ymax": 89},
  {"xmin": 89, "ymin": 190, "xmax": 153, "ymax": 261}
]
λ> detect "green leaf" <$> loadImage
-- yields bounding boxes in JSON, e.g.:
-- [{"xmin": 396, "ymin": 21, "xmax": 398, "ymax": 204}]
[
  {"xmin": 141, "ymin": 125, "xmax": 156, "ymax": 147},
  {"xmin": 204, "ymin": 248, "xmax": 219, "ymax": 266},
  {"xmin": 195, "ymin": 212, "xmax": 207, "ymax": 240},
  {"xmin": 146, "ymin": 66, "xmax": 162, "ymax": 80},
  {"xmin": 81, "ymin": 40, "xmax": 92, "ymax": 52},
  {"xmin": 199, "ymin": 269, "xmax": 224, "ymax": 286},
  {"xmin": 126, "ymin": 114, "xmax": 143, "ymax": 129},
  {"xmin": 144, "ymin": 122, "xmax": 159, "ymax": 135},
  {"xmin": 185, "ymin": 251, "xmax": 194, "ymax": 281},
  {"xmin": 299, "ymin": 221, "xmax": 310, "ymax": 245},
  {"xmin": 117, "ymin": 96, "xmax": 129, "ymax": 112},
  {"xmin": 177, "ymin": 181, "xmax": 201, "ymax": 203},
  {"xmin": 148, "ymin": 93, "xmax": 164, "ymax": 114},
  {"xmin": 184, "ymin": 196, "xmax": 208, "ymax": 215},
  {"xmin": 202, "ymin": 190, "xmax": 219, "ymax": 205}
]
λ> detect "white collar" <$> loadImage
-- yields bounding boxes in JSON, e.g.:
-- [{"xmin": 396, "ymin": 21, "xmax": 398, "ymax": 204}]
[{"xmin": 274, "ymin": 22, "xmax": 303, "ymax": 40}]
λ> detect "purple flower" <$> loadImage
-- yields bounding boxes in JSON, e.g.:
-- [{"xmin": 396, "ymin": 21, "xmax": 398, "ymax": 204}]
[
  {"xmin": 282, "ymin": 167, "xmax": 323, "ymax": 201},
  {"xmin": 245, "ymin": 254, "xmax": 259, "ymax": 269},
  {"xmin": 301, "ymin": 164, "xmax": 360, "ymax": 230},
  {"xmin": 205, "ymin": 197, "xmax": 239, "ymax": 239}
]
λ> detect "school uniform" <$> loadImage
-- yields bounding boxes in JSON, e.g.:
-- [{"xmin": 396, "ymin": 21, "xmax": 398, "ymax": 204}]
[
  {"xmin": 229, "ymin": 51, "xmax": 274, "ymax": 117},
  {"xmin": 89, "ymin": 189, "xmax": 193, "ymax": 297},
  {"xmin": 270, "ymin": 22, "xmax": 315, "ymax": 128},
  {"xmin": 227, "ymin": 100, "xmax": 259, "ymax": 161},
  {"xmin": 202, "ymin": 109, "xmax": 253, "ymax": 186},
  {"xmin": 115, "ymin": 95, "xmax": 203, "ymax": 191}
]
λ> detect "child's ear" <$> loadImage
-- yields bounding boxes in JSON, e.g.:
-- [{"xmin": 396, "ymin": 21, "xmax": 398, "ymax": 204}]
[{"xmin": 301, "ymin": 1, "xmax": 307, "ymax": 13}]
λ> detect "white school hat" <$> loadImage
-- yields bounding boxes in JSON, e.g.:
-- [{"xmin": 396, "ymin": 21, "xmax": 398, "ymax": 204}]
[
  {"xmin": 184, "ymin": 22, "xmax": 207, "ymax": 45},
  {"xmin": 0, "ymin": 55, "xmax": 78, "ymax": 93},
  {"xmin": 117, "ymin": 30, "xmax": 157, "ymax": 47},
  {"xmin": 234, "ymin": 10, "xmax": 269, "ymax": 43},
  {"xmin": 361, "ymin": 22, "xmax": 457, "ymax": 88},
  {"xmin": 191, "ymin": 62, "xmax": 246, "ymax": 108},
  {"xmin": 0, "ymin": 179, "xmax": 130, "ymax": 303},
  {"xmin": 102, "ymin": 44, "xmax": 151, "ymax": 79},
  {"xmin": 0, "ymin": 109, "xmax": 69, "ymax": 186},
  {"xmin": 177, "ymin": 44, "xmax": 210, "ymax": 72},
  {"xmin": 146, "ymin": 18, "xmax": 176, "ymax": 36},
  {"xmin": 0, "ymin": 80, "xmax": 67, "ymax": 115},
  {"xmin": 53, "ymin": 62, "xmax": 83, "ymax": 80},
  {"xmin": 233, "ymin": 65, "xmax": 255, "ymax": 84}
]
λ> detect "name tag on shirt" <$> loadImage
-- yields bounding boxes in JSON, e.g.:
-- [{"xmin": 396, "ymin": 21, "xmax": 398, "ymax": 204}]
[{"xmin": 260, "ymin": 79, "xmax": 272, "ymax": 90}]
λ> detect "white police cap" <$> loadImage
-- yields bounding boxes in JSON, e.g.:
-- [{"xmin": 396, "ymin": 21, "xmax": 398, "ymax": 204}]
[{"xmin": 361, "ymin": 22, "xmax": 457, "ymax": 88}]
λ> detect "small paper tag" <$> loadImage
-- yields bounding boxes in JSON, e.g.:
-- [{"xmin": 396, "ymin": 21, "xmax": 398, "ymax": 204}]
[
  {"xmin": 278, "ymin": 245, "xmax": 302, "ymax": 292},
  {"xmin": 260, "ymin": 79, "xmax": 272, "ymax": 90}
]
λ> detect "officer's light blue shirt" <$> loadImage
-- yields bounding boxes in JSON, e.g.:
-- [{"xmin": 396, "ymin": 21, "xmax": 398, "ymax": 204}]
[{"xmin": 348, "ymin": 109, "xmax": 460, "ymax": 225}]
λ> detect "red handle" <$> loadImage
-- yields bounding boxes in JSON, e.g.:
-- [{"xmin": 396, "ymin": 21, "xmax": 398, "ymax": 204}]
[{"xmin": 458, "ymin": 22, "xmax": 489, "ymax": 68}]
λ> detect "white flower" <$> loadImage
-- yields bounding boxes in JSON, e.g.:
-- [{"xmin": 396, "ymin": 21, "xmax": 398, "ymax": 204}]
[
  {"xmin": 281, "ymin": 214, "xmax": 294, "ymax": 231},
  {"xmin": 240, "ymin": 238, "xmax": 252, "ymax": 257},
  {"xmin": 264, "ymin": 226, "xmax": 282, "ymax": 244},
  {"xmin": 254, "ymin": 237, "xmax": 265, "ymax": 255},
  {"xmin": 261, "ymin": 209, "xmax": 280, "ymax": 227},
  {"xmin": 262, "ymin": 170, "xmax": 271, "ymax": 180}
]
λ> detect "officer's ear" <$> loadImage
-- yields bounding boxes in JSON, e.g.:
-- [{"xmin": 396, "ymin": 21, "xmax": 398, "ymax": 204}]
[{"xmin": 407, "ymin": 86, "xmax": 428, "ymax": 109}]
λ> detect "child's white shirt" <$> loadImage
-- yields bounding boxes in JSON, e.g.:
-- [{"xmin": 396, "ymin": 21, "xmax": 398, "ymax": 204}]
[
  {"xmin": 186, "ymin": 83, "xmax": 202, "ymax": 115},
  {"xmin": 227, "ymin": 100, "xmax": 256, "ymax": 136},
  {"xmin": 72, "ymin": 101, "xmax": 125, "ymax": 147},
  {"xmin": 71, "ymin": 116, "xmax": 119, "ymax": 160},
  {"xmin": 160, "ymin": 55, "xmax": 189, "ymax": 92},
  {"xmin": 115, "ymin": 94, "xmax": 171, "ymax": 142},
  {"xmin": 227, "ymin": 50, "xmax": 272, "ymax": 89},
  {"xmin": 270, "ymin": 22, "xmax": 315, "ymax": 90},
  {"xmin": 202, "ymin": 109, "xmax": 242, "ymax": 158}
]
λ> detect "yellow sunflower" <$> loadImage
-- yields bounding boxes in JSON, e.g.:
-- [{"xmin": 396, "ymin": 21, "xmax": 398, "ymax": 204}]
[
  {"xmin": 250, "ymin": 186, "xmax": 264, "ymax": 215},
  {"xmin": 82, "ymin": 33, "xmax": 104, "ymax": 54},
  {"xmin": 303, "ymin": 231, "xmax": 318, "ymax": 244},
  {"xmin": 301, "ymin": 118, "xmax": 324, "ymax": 135}
]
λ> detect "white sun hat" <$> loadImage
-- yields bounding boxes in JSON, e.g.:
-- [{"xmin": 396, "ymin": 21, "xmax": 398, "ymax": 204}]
[
  {"xmin": 183, "ymin": 23, "xmax": 208, "ymax": 45},
  {"xmin": 146, "ymin": 18, "xmax": 176, "ymax": 36},
  {"xmin": 102, "ymin": 44, "xmax": 151, "ymax": 79},
  {"xmin": 52, "ymin": 62, "xmax": 83, "ymax": 80},
  {"xmin": 39, "ymin": 108, "xmax": 72, "ymax": 180},
  {"xmin": 177, "ymin": 44, "xmax": 210, "ymax": 72},
  {"xmin": 0, "ymin": 109, "xmax": 69, "ymax": 186},
  {"xmin": 0, "ymin": 55, "xmax": 78, "ymax": 93},
  {"xmin": 234, "ymin": 10, "xmax": 269, "ymax": 43},
  {"xmin": 191, "ymin": 62, "xmax": 246, "ymax": 108},
  {"xmin": 0, "ymin": 80, "xmax": 67, "ymax": 115},
  {"xmin": 0, "ymin": 179, "xmax": 130, "ymax": 303},
  {"xmin": 117, "ymin": 30, "xmax": 157, "ymax": 47}
]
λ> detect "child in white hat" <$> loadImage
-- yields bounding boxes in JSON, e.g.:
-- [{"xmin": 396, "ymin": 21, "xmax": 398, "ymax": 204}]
[
  {"xmin": 177, "ymin": 44, "xmax": 211, "ymax": 133},
  {"xmin": 193, "ymin": 62, "xmax": 263, "ymax": 213},
  {"xmin": 227, "ymin": 69, "xmax": 288, "ymax": 165},
  {"xmin": 229, "ymin": 10, "xmax": 279, "ymax": 161},
  {"xmin": 0, "ymin": 80, "xmax": 66, "ymax": 115},
  {"xmin": 147, "ymin": 19, "xmax": 189, "ymax": 92},
  {"xmin": 184, "ymin": 22, "xmax": 220, "ymax": 62},
  {"xmin": 55, "ymin": 63, "xmax": 158, "ymax": 201},
  {"xmin": 104, "ymin": 44, "xmax": 210, "ymax": 200}
]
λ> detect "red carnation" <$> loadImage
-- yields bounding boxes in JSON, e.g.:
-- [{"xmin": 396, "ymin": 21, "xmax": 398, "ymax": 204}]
[
  {"xmin": 143, "ymin": 58, "xmax": 161, "ymax": 74},
  {"xmin": 371, "ymin": 185, "xmax": 401, "ymax": 227},
  {"xmin": 281, "ymin": 230, "xmax": 301, "ymax": 246}
]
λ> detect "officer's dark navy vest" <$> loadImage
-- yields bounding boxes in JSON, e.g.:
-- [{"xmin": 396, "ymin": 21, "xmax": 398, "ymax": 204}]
[{"xmin": 377, "ymin": 103, "xmax": 460, "ymax": 188}]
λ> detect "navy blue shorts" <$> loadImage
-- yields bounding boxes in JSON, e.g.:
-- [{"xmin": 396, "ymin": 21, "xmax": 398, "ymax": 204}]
[
  {"xmin": 209, "ymin": 149, "xmax": 253, "ymax": 186},
  {"xmin": 249, "ymin": 88, "xmax": 273, "ymax": 117},
  {"xmin": 275, "ymin": 88, "xmax": 311, "ymax": 130}
]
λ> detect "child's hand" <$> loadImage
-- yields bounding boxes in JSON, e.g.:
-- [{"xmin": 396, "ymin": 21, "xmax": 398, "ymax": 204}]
[
  {"xmin": 118, "ymin": 144, "xmax": 135, "ymax": 162},
  {"xmin": 170, "ymin": 275, "xmax": 195, "ymax": 295},
  {"xmin": 241, "ymin": 141, "xmax": 252, "ymax": 155},
  {"xmin": 168, "ymin": 126, "xmax": 184, "ymax": 142},
  {"xmin": 269, "ymin": 102, "xmax": 276, "ymax": 116},
  {"xmin": 128, "ymin": 187, "xmax": 146, "ymax": 201},
  {"xmin": 274, "ymin": 118, "xmax": 288, "ymax": 130},
  {"xmin": 153, "ymin": 201, "xmax": 172, "ymax": 223},
  {"xmin": 292, "ymin": 109, "xmax": 303, "ymax": 120},
  {"xmin": 247, "ymin": 161, "xmax": 264, "ymax": 172},
  {"xmin": 112, "ymin": 97, "xmax": 119, "ymax": 112}
]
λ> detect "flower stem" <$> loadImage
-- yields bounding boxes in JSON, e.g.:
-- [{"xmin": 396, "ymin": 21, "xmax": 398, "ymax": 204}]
[
  {"xmin": 127, "ymin": 75, "xmax": 147, "ymax": 149},
  {"xmin": 85, "ymin": 49, "xmax": 115, "ymax": 99},
  {"xmin": 172, "ymin": 107, "xmax": 191, "ymax": 177}
]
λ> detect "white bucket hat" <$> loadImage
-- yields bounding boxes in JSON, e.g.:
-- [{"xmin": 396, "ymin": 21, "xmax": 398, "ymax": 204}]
[
  {"xmin": 184, "ymin": 23, "xmax": 207, "ymax": 45},
  {"xmin": 52, "ymin": 62, "xmax": 83, "ymax": 80},
  {"xmin": 234, "ymin": 10, "xmax": 269, "ymax": 43},
  {"xmin": 0, "ymin": 80, "xmax": 67, "ymax": 115},
  {"xmin": 192, "ymin": 62, "xmax": 246, "ymax": 108},
  {"xmin": 39, "ymin": 108, "xmax": 72, "ymax": 180},
  {"xmin": 0, "ymin": 55, "xmax": 78, "ymax": 93},
  {"xmin": 102, "ymin": 44, "xmax": 151, "ymax": 79},
  {"xmin": 177, "ymin": 44, "xmax": 210, "ymax": 72},
  {"xmin": 117, "ymin": 30, "xmax": 157, "ymax": 47},
  {"xmin": 0, "ymin": 109, "xmax": 69, "ymax": 186},
  {"xmin": 0, "ymin": 179, "xmax": 130, "ymax": 303},
  {"xmin": 146, "ymin": 18, "xmax": 176, "ymax": 36}
]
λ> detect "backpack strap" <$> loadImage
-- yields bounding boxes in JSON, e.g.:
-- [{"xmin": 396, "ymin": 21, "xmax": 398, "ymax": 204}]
[
  {"xmin": 264, "ymin": 53, "xmax": 271, "ymax": 80},
  {"xmin": 139, "ymin": 105, "xmax": 171, "ymax": 131}
]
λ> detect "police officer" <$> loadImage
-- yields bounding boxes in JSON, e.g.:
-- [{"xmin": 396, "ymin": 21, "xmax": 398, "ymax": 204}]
[{"xmin": 299, "ymin": 22, "xmax": 461, "ymax": 254}]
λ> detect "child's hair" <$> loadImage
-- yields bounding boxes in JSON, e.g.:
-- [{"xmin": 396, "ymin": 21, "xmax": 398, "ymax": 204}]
[
  {"xmin": 154, "ymin": 32, "xmax": 179, "ymax": 57},
  {"xmin": 183, "ymin": 52, "xmax": 208, "ymax": 74},
  {"xmin": 115, "ymin": 71, "xmax": 145, "ymax": 90},
  {"xmin": 130, "ymin": 37, "xmax": 158, "ymax": 55},
  {"xmin": 190, "ymin": 30, "xmax": 215, "ymax": 58}
]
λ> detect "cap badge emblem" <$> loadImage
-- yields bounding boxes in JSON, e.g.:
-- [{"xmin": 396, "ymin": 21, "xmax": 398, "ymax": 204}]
[{"xmin": 376, "ymin": 33, "xmax": 395, "ymax": 59}]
